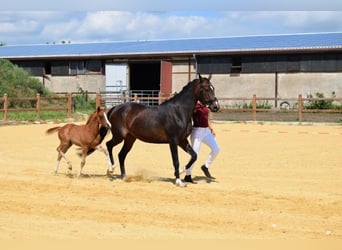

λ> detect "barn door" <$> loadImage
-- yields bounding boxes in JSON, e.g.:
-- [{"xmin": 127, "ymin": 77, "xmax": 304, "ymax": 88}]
[
  {"xmin": 105, "ymin": 63, "xmax": 128, "ymax": 107},
  {"xmin": 160, "ymin": 61, "xmax": 172, "ymax": 99}
]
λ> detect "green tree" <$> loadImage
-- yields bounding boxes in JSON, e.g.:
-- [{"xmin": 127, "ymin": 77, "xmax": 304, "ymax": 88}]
[{"xmin": 0, "ymin": 58, "xmax": 50, "ymax": 98}]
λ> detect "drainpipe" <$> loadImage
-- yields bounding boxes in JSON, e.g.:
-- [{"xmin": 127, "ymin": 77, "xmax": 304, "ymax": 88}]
[
  {"xmin": 275, "ymin": 72, "xmax": 278, "ymax": 108},
  {"xmin": 193, "ymin": 54, "xmax": 197, "ymax": 79}
]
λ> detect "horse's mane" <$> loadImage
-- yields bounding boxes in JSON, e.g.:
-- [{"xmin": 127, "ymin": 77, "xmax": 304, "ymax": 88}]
[
  {"xmin": 85, "ymin": 110, "xmax": 97, "ymax": 124},
  {"xmin": 161, "ymin": 78, "xmax": 198, "ymax": 106}
]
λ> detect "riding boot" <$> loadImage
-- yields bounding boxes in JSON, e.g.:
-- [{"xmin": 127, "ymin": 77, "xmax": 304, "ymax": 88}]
[
  {"xmin": 184, "ymin": 175, "xmax": 197, "ymax": 184},
  {"xmin": 201, "ymin": 165, "xmax": 216, "ymax": 179}
]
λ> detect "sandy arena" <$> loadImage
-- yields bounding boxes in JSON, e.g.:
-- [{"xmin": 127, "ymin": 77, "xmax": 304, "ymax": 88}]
[{"xmin": 0, "ymin": 121, "xmax": 341, "ymax": 239}]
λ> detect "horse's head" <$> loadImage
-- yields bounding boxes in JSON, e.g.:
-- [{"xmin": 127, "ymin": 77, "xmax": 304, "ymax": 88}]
[
  {"xmin": 96, "ymin": 107, "xmax": 112, "ymax": 128},
  {"xmin": 197, "ymin": 74, "xmax": 220, "ymax": 112}
]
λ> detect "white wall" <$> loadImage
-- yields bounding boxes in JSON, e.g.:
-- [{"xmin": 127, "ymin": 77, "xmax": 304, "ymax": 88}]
[{"xmin": 38, "ymin": 74, "xmax": 105, "ymax": 93}]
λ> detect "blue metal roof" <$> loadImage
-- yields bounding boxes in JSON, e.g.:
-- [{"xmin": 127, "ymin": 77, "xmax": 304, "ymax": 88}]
[{"xmin": 1, "ymin": 32, "xmax": 342, "ymax": 59}]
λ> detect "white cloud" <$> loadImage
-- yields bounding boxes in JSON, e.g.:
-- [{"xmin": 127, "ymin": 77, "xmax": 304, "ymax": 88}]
[
  {"xmin": 72, "ymin": 12, "xmax": 159, "ymax": 41},
  {"xmin": 281, "ymin": 11, "xmax": 342, "ymax": 28},
  {"xmin": 1, "ymin": 11, "xmax": 342, "ymax": 45},
  {"xmin": 72, "ymin": 12, "xmax": 213, "ymax": 41}
]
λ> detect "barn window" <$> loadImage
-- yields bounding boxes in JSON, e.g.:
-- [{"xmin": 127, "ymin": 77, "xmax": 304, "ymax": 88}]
[
  {"xmin": 22, "ymin": 62, "xmax": 43, "ymax": 76},
  {"xmin": 310, "ymin": 54, "xmax": 336, "ymax": 72},
  {"xmin": 51, "ymin": 61, "xmax": 69, "ymax": 75},
  {"xmin": 286, "ymin": 55, "xmax": 300, "ymax": 72},
  {"xmin": 275, "ymin": 55, "xmax": 288, "ymax": 72},
  {"xmin": 86, "ymin": 60, "xmax": 102, "ymax": 73},
  {"xmin": 241, "ymin": 56, "xmax": 262, "ymax": 73},
  {"xmin": 44, "ymin": 62, "xmax": 51, "ymax": 75},
  {"xmin": 17, "ymin": 61, "xmax": 44, "ymax": 76},
  {"xmin": 231, "ymin": 56, "xmax": 241, "ymax": 74},
  {"xmin": 263, "ymin": 55, "xmax": 277, "ymax": 72},
  {"xmin": 300, "ymin": 54, "xmax": 312, "ymax": 71},
  {"xmin": 337, "ymin": 54, "xmax": 342, "ymax": 71},
  {"xmin": 197, "ymin": 56, "xmax": 231, "ymax": 74},
  {"xmin": 70, "ymin": 61, "xmax": 85, "ymax": 75}
]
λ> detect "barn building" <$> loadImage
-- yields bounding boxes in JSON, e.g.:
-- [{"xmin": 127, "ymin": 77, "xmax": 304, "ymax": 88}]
[{"xmin": 1, "ymin": 32, "xmax": 342, "ymax": 108}]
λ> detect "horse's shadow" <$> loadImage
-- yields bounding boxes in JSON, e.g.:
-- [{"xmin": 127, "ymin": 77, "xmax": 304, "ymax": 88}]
[
  {"xmin": 62, "ymin": 172, "xmax": 217, "ymax": 184},
  {"xmin": 193, "ymin": 176, "xmax": 217, "ymax": 183},
  {"xmin": 62, "ymin": 172, "xmax": 121, "ymax": 181},
  {"xmin": 158, "ymin": 175, "xmax": 217, "ymax": 184}
]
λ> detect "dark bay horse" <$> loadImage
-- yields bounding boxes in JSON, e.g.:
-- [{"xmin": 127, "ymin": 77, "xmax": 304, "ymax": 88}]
[
  {"xmin": 46, "ymin": 107, "xmax": 112, "ymax": 177},
  {"xmin": 103, "ymin": 75, "xmax": 219, "ymax": 186}
]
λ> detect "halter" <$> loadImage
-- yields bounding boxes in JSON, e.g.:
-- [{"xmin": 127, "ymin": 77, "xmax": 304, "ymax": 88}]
[{"xmin": 199, "ymin": 79, "xmax": 217, "ymax": 105}]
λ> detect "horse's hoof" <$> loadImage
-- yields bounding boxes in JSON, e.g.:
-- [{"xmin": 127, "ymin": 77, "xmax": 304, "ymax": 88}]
[
  {"xmin": 175, "ymin": 178, "xmax": 187, "ymax": 187},
  {"xmin": 106, "ymin": 169, "xmax": 113, "ymax": 176}
]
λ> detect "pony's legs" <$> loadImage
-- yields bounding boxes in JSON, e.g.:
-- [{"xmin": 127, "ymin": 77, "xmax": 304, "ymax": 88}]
[
  {"xmin": 179, "ymin": 139, "xmax": 197, "ymax": 175},
  {"xmin": 95, "ymin": 145, "xmax": 115, "ymax": 174},
  {"xmin": 77, "ymin": 148, "xmax": 87, "ymax": 177},
  {"xmin": 55, "ymin": 143, "xmax": 72, "ymax": 174},
  {"xmin": 77, "ymin": 156, "xmax": 86, "ymax": 177},
  {"xmin": 55, "ymin": 155, "xmax": 62, "ymax": 174},
  {"xmin": 59, "ymin": 151, "xmax": 72, "ymax": 169},
  {"xmin": 54, "ymin": 149, "xmax": 64, "ymax": 174},
  {"xmin": 118, "ymin": 135, "xmax": 136, "ymax": 179}
]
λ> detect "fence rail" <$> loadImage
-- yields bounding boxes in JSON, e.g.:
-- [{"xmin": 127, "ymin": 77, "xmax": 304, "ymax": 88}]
[
  {"xmin": 0, "ymin": 93, "xmax": 72, "ymax": 121},
  {"xmin": 218, "ymin": 94, "xmax": 342, "ymax": 122},
  {"xmin": 95, "ymin": 92, "xmax": 169, "ymax": 108},
  {"xmin": 1, "ymin": 92, "xmax": 341, "ymax": 122}
]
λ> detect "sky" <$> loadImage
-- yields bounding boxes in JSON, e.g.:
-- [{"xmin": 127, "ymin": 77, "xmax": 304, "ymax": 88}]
[{"xmin": 1, "ymin": 0, "xmax": 342, "ymax": 45}]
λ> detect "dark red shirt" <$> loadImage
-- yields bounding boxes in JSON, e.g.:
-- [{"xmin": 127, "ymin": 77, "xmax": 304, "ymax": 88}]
[{"xmin": 193, "ymin": 102, "xmax": 209, "ymax": 127}]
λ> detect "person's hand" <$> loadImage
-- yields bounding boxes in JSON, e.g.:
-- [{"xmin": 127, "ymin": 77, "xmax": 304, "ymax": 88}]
[{"xmin": 210, "ymin": 127, "xmax": 216, "ymax": 136}]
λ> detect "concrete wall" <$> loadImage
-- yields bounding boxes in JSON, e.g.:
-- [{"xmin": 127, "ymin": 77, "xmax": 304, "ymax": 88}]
[
  {"xmin": 38, "ymin": 74, "xmax": 105, "ymax": 93},
  {"xmin": 278, "ymin": 72, "xmax": 342, "ymax": 98},
  {"xmin": 171, "ymin": 61, "xmax": 196, "ymax": 94}
]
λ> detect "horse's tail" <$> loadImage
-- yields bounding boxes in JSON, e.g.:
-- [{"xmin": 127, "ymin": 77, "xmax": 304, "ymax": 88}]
[
  {"xmin": 46, "ymin": 126, "xmax": 61, "ymax": 135},
  {"xmin": 86, "ymin": 107, "xmax": 114, "ymax": 156}
]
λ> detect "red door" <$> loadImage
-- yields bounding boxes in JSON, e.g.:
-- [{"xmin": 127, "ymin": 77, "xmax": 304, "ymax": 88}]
[{"xmin": 160, "ymin": 61, "xmax": 172, "ymax": 98}]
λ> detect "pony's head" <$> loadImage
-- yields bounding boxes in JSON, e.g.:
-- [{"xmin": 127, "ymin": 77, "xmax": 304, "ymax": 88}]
[
  {"xmin": 96, "ymin": 106, "xmax": 112, "ymax": 128},
  {"xmin": 197, "ymin": 74, "xmax": 220, "ymax": 112}
]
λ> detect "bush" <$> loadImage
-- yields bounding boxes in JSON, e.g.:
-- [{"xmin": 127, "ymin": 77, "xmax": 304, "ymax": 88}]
[
  {"xmin": 72, "ymin": 87, "xmax": 96, "ymax": 112},
  {"xmin": 304, "ymin": 92, "xmax": 342, "ymax": 110},
  {"xmin": 242, "ymin": 100, "xmax": 272, "ymax": 109},
  {"xmin": 0, "ymin": 59, "xmax": 51, "ymax": 108}
]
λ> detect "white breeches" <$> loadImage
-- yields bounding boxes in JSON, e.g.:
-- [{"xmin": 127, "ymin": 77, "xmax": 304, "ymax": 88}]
[{"xmin": 186, "ymin": 127, "xmax": 220, "ymax": 176}]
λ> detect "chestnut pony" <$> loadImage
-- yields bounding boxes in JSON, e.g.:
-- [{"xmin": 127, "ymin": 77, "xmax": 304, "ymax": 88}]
[
  {"xmin": 46, "ymin": 107, "xmax": 112, "ymax": 177},
  {"xmin": 100, "ymin": 75, "xmax": 219, "ymax": 187}
]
